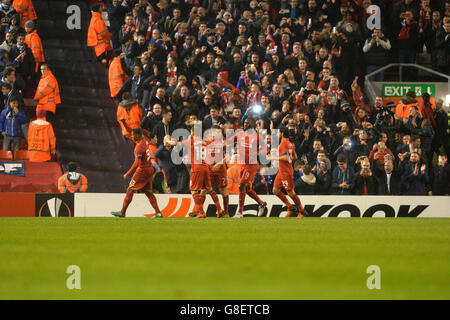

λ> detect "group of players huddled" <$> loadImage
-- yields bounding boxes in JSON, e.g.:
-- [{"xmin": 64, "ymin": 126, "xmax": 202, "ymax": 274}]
[{"xmin": 111, "ymin": 118, "xmax": 305, "ymax": 219}]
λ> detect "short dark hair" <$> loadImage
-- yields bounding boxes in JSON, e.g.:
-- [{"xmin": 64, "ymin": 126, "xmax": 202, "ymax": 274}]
[
  {"xmin": 317, "ymin": 150, "xmax": 328, "ymax": 157},
  {"xmin": 280, "ymin": 126, "xmax": 290, "ymax": 137},
  {"xmin": 3, "ymin": 67, "xmax": 15, "ymax": 77},
  {"xmin": 122, "ymin": 92, "xmax": 131, "ymax": 100},
  {"xmin": 1, "ymin": 83, "xmax": 11, "ymax": 90},
  {"xmin": 132, "ymin": 127, "xmax": 143, "ymax": 135},
  {"xmin": 67, "ymin": 162, "xmax": 78, "ymax": 172},
  {"xmin": 302, "ymin": 164, "xmax": 312, "ymax": 175},
  {"xmin": 337, "ymin": 154, "xmax": 347, "ymax": 163},
  {"xmin": 210, "ymin": 105, "xmax": 219, "ymax": 111}
]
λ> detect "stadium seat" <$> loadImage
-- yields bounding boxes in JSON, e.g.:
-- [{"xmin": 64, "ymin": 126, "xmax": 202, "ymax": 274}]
[
  {"xmin": 37, "ymin": 20, "xmax": 55, "ymax": 38},
  {"xmin": 19, "ymin": 139, "xmax": 27, "ymax": 150},
  {"xmin": 0, "ymin": 150, "xmax": 13, "ymax": 160},
  {"xmin": 48, "ymin": 0, "xmax": 68, "ymax": 15},
  {"xmin": 14, "ymin": 150, "xmax": 29, "ymax": 161},
  {"xmin": 92, "ymin": 128, "xmax": 112, "ymax": 142},
  {"xmin": 44, "ymin": 48, "xmax": 66, "ymax": 62},
  {"xmin": 61, "ymin": 40, "xmax": 81, "ymax": 49},
  {"xmin": 34, "ymin": 2, "xmax": 51, "ymax": 20},
  {"xmin": 43, "ymin": 39, "xmax": 62, "ymax": 49}
]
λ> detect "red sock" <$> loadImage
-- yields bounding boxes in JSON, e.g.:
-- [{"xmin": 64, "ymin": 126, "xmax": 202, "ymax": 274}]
[
  {"xmin": 290, "ymin": 193, "xmax": 304, "ymax": 212},
  {"xmin": 209, "ymin": 190, "xmax": 222, "ymax": 211},
  {"xmin": 121, "ymin": 191, "xmax": 134, "ymax": 215},
  {"xmin": 275, "ymin": 191, "xmax": 292, "ymax": 209},
  {"xmin": 246, "ymin": 189, "xmax": 264, "ymax": 206},
  {"xmin": 223, "ymin": 195, "xmax": 229, "ymax": 213},
  {"xmin": 144, "ymin": 191, "xmax": 161, "ymax": 213},
  {"xmin": 238, "ymin": 190, "xmax": 246, "ymax": 213},
  {"xmin": 199, "ymin": 194, "xmax": 206, "ymax": 214},
  {"xmin": 192, "ymin": 193, "xmax": 200, "ymax": 211}
]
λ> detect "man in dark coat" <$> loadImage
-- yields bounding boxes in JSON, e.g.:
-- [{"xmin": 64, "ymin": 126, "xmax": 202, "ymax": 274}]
[
  {"xmin": 401, "ymin": 152, "xmax": 429, "ymax": 195},
  {"xmin": 374, "ymin": 157, "xmax": 402, "ymax": 195},
  {"xmin": 429, "ymin": 153, "xmax": 450, "ymax": 195}
]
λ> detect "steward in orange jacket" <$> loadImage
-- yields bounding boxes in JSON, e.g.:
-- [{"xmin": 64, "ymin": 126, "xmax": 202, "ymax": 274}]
[
  {"xmin": 395, "ymin": 92, "xmax": 418, "ymax": 120},
  {"xmin": 28, "ymin": 109, "xmax": 55, "ymax": 162},
  {"xmin": 24, "ymin": 20, "xmax": 44, "ymax": 72},
  {"xmin": 226, "ymin": 158, "xmax": 241, "ymax": 194},
  {"xmin": 13, "ymin": 0, "xmax": 37, "ymax": 29},
  {"xmin": 108, "ymin": 53, "xmax": 128, "ymax": 98},
  {"xmin": 87, "ymin": 5, "xmax": 112, "ymax": 62},
  {"xmin": 58, "ymin": 162, "xmax": 88, "ymax": 193},
  {"xmin": 34, "ymin": 64, "xmax": 61, "ymax": 114},
  {"xmin": 117, "ymin": 92, "xmax": 143, "ymax": 140}
]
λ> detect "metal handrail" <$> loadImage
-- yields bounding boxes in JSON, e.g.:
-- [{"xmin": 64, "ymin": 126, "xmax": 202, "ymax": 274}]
[{"xmin": 364, "ymin": 63, "xmax": 450, "ymax": 104}]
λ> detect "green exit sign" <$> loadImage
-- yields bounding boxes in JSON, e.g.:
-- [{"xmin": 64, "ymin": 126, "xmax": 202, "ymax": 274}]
[{"xmin": 382, "ymin": 84, "xmax": 435, "ymax": 97}]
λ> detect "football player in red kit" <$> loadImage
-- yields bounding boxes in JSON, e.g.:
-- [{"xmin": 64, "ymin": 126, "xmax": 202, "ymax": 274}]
[
  {"xmin": 183, "ymin": 124, "xmax": 223, "ymax": 218},
  {"xmin": 205, "ymin": 125, "xmax": 230, "ymax": 218},
  {"xmin": 269, "ymin": 127, "xmax": 305, "ymax": 218},
  {"xmin": 228, "ymin": 118, "xmax": 267, "ymax": 218},
  {"xmin": 111, "ymin": 127, "xmax": 162, "ymax": 218}
]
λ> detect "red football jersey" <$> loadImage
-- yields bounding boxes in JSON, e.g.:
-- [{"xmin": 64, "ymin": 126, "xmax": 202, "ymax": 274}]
[
  {"xmin": 134, "ymin": 136, "xmax": 152, "ymax": 168},
  {"xmin": 206, "ymin": 139, "xmax": 226, "ymax": 168},
  {"xmin": 278, "ymin": 138, "xmax": 296, "ymax": 175},
  {"xmin": 183, "ymin": 137, "xmax": 208, "ymax": 172},
  {"xmin": 229, "ymin": 130, "xmax": 262, "ymax": 166}
]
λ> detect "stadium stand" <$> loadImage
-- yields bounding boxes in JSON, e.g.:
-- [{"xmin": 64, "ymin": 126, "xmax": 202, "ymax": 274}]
[
  {"xmin": 1, "ymin": 0, "xmax": 449, "ymax": 196},
  {"xmin": 36, "ymin": 0, "xmax": 134, "ymax": 192},
  {"xmin": 85, "ymin": 0, "xmax": 449, "ymax": 196},
  {"xmin": 0, "ymin": 149, "xmax": 13, "ymax": 160}
]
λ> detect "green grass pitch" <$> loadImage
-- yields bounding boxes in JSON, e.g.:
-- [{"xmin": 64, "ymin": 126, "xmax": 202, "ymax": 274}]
[{"xmin": 0, "ymin": 218, "xmax": 449, "ymax": 300}]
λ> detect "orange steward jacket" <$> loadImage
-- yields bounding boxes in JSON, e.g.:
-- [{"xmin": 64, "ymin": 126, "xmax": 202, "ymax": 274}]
[
  {"xmin": 87, "ymin": 11, "xmax": 112, "ymax": 57},
  {"xmin": 108, "ymin": 56, "xmax": 128, "ymax": 98},
  {"xmin": 117, "ymin": 101, "xmax": 143, "ymax": 139},
  {"xmin": 395, "ymin": 102, "xmax": 418, "ymax": 119},
  {"xmin": 28, "ymin": 118, "xmax": 56, "ymax": 162},
  {"xmin": 13, "ymin": 0, "xmax": 37, "ymax": 28},
  {"xmin": 58, "ymin": 172, "xmax": 88, "ymax": 193},
  {"xmin": 34, "ymin": 70, "xmax": 61, "ymax": 114}
]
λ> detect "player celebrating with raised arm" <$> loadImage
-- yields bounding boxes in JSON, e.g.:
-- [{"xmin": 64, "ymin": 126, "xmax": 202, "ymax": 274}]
[
  {"xmin": 183, "ymin": 123, "xmax": 223, "ymax": 218},
  {"xmin": 111, "ymin": 127, "xmax": 162, "ymax": 218},
  {"xmin": 229, "ymin": 118, "xmax": 267, "ymax": 218},
  {"xmin": 206, "ymin": 125, "xmax": 230, "ymax": 218},
  {"xmin": 269, "ymin": 126, "xmax": 306, "ymax": 218}
]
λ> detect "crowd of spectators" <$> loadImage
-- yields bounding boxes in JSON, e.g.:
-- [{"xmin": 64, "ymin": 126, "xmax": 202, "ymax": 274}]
[
  {"xmin": 96, "ymin": 0, "xmax": 450, "ymax": 196},
  {"xmin": 0, "ymin": 0, "xmax": 60, "ymax": 163}
]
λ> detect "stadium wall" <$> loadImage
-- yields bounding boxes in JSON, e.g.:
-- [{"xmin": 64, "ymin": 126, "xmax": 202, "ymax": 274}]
[
  {"xmin": 72, "ymin": 194, "xmax": 450, "ymax": 218},
  {"xmin": 1, "ymin": 193, "xmax": 449, "ymax": 218}
]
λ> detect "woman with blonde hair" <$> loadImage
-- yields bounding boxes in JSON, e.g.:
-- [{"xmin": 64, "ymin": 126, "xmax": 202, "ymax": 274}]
[{"xmin": 283, "ymin": 68, "xmax": 299, "ymax": 92}]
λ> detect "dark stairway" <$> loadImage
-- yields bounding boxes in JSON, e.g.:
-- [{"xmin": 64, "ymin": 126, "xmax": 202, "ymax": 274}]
[{"xmin": 36, "ymin": 0, "xmax": 134, "ymax": 192}]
